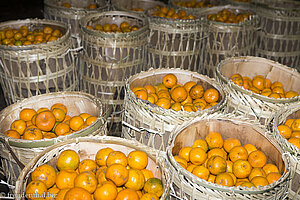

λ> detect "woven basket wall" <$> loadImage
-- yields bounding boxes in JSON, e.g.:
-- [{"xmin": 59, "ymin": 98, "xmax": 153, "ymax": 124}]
[
  {"xmin": 112, "ymin": 0, "xmax": 165, "ymax": 14},
  {"xmin": 43, "ymin": 0, "xmax": 108, "ymax": 47},
  {"xmin": 216, "ymin": 56, "xmax": 300, "ymax": 125},
  {"xmin": 0, "ymin": 92, "xmax": 107, "ymax": 186},
  {"xmin": 0, "ymin": 19, "xmax": 77, "ymax": 106},
  {"xmin": 79, "ymin": 11, "xmax": 149, "ymax": 135},
  {"xmin": 15, "ymin": 136, "xmax": 171, "ymax": 199},
  {"xmin": 255, "ymin": 1, "xmax": 300, "ymax": 71},
  {"xmin": 123, "ymin": 68, "xmax": 226, "ymax": 152},
  {"xmin": 166, "ymin": 113, "xmax": 290, "ymax": 199},
  {"xmin": 146, "ymin": 8, "xmax": 204, "ymax": 72},
  {"xmin": 200, "ymin": 5, "xmax": 257, "ymax": 77},
  {"xmin": 272, "ymin": 103, "xmax": 300, "ymax": 199}
]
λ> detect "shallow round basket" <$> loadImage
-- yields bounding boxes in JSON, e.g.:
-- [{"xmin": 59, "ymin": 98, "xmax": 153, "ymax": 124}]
[
  {"xmin": 15, "ymin": 136, "xmax": 170, "ymax": 199},
  {"xmin": 43, "ymin": 0, "xmax": 108, "ymax": 47},
  {"xmin": 123, "ymin": 68, "xmax": 226, "ymax": 151},
  {"xmin": 273, "ymin": 103, "xmax": 300, "ymax": 199},
  {"xmin": 200, "ymin": 5, "xmax": 257, "ymax": 77},
  {"xmin": 0, "ymin": 18, "xmax": 77, "ymax": 106},
  {"xmin": 216, "ymin": 56, "xmax": 300, "ymax": 125},
  {"xmin": 0, "ymin": 91, "xmax": 107, "ymax": 186},
  {"xmin": 166, "ymin": 113, "xmax": 290, "ymax": 199},
  {"xmin": 112, "ymin": 0, "xmax": 165, "ymax": 14},
  {"xmin": 80, "ymin": 11, "xmax": 149, "ymax": 135},
  {"xmin": 146, "ymin": 8, "xmax": 204, "ymax": 72},
  {"xmin": 255, "ymin": 1, "xmax": 300, "ymax": 71}
]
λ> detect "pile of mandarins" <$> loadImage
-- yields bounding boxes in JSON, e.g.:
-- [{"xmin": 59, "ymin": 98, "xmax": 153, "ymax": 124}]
[
  {"xmin": 87, "ymin": 21, "xmax": 139, "ymax": 33},
  {"xmin": 25, "ymin": 148, "xmax": 163, "ymax": 200},
  {"xmin": 0, "ymin": 25, "xmax": 63, "ymax": 46},
  {"xmin": 3, "ymin": 103, "xmax": 97, "ymax": 140},
  {"xmin": 173, "ymin": 0, "xmax": 213, "ymax": 8},
  {"xmin": 207, "ymin": 9, "xmax": 251, "ymax": 23},
  {"xmin": 230, "ymin": 74, "xmax": 299, "ymax": 99},
  {"xmin": 152, "ymin": 6, "xmax": 196, "ymax": 19},
  {"xmin": 61, "ymin": 3, "xmax": 97, "ymax": 9},
  {"xmin": 131, "ymin": 7, "xmax": 145, "ymax": 12},
  {"xmin": 131, "ymin": 73, "xmax": 220, "ymax": 112},
  {"xmin": 174, "ymin": 131, "xmax": 282, "ymax": 187},
  {"xmin": 277, "ymin": 119, "xmax": 300, "ymax": 149}
]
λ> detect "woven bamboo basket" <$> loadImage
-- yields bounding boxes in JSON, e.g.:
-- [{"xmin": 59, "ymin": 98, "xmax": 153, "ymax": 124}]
[
  {"xmin": 15, "ymin": 136, "xmax": 171, "ymax": 199},
  {"xmin": 255, "ymin": 1, "xmax": 300, "ymax": 71},
  {"xmin": 112, "ymin": 0, "xmax": 165, "ymax": 14},
  {"xmin": 273, "ymin": 103, "xmax": 300, "ymax": 199},
  {"xmin": 43, "ymin": 0, "xmax": 108, "ymax": 48},
  {"xmin": 0, "ymin": 19, "xmax": 77, "ymax": 106},
  {"xmin": 216, "ymin": 56, "xmax": 300, "ymax": 125},
  {"xmin": 166, "ymin": 113, "xmax": 290, "ymax": 199},
  {"xmin": 146, "ymin": 8, "xmax": 205, "ymax": 72},
  {"xmin": 0, "ymin": 91, "xmax": 107, "ymax": 186},
  {"xmin": 123, "ymin": 68, "xmax": 226, "ymax": 152},
  {"xmin": 80, "ymin": 11, "xmax": 149, "ymax": 136},
  {"xmin": 200, "ymin": 5, "xmax": 257, "ymax": 77},
  {"xmin": 226, "ymin": 0, "xmax": 251, "ymax": 6}
]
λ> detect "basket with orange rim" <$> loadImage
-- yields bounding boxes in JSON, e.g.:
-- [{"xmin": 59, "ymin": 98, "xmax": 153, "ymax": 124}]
[
  {"xmin": 15, "ymin": 136, "xmax": 170, "ymax": 200},
  {"xmin": 112, "ymin": 0, "xmax": 166, "ymax": 14},
  {"xmin": 166, "ymin": 112, "xmax": 290, "ymax": 199},
  {"xmin": 273, "ymin": 102, "xmax": 300, "ymax": 199},
  {"xmin": 216, "ymin": 56, "xmax": 300, "ymax": 125},
  {"xmin": 0, "ymin": 18, "xmax": 77, "ymax": 106},
  {"xmin": 0, "ymin": 91, "xmax": 108, "ymax": 186},
  {"xmin": 123, "ymin": 68, "xmax": 226, "ymax": 152}
]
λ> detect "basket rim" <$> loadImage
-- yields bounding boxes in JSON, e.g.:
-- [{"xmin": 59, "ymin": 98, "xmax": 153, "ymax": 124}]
[
  {"xmin": 126, "ymin": 67, "xmax": 227, "ymax": 118},
  {"xmin": 216, "ymin": 56, "xmax": 300, "ymax": 104},
  {"xmin": 111, "ymin": 0, "xmax": 166, "ymax": 13},
  {"xmin": 15, "ymin": 136, "xmax": 171, "ymax": 200},
  {"xmin": 0, "ymin": 91, "xmax": 106, "ymax": 148},
  {"xmin": 0, "ymin": 18, "xmax": 71, "ymax": 50},
  {"xmin": 44, "ymin": 0, "xmax": 108, "ymax": 12},
  {"xmin": 272, "ymin": 102, "xmax": 300, "ymax": 158},
  {"xmin": 166, "ymin": 115, "xmax": 291, "ymax": 195},
  {"xmin": 80, "ymin": 11, "xmax": 149, "ymax": 38}
]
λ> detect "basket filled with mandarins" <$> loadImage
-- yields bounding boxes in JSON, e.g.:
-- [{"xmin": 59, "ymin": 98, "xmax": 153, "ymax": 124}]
[
  {"xmin": 166, "ymin": 112, "xmax": 290, "ymax": 199},
  {"xmin": 15, "ymin": 136, "xmax": 170, "ymax": 200},
  {"xmin": 111, "ymin": 0, "xmax": 166, "ymax": 14},
  {"xmin": 273, "ymin": 102, "xmax": 300, "ymax": 199},
  {"xmin": 0, "ymin": 91, "xmax": 107, "ymax": 186},
  {"xmin": 123, "ymin": 68, "xmax": 226, "ymax": 151},
  {"xmin": 216, "ymin": 56, "xmax": 300, "ymax": 125}
]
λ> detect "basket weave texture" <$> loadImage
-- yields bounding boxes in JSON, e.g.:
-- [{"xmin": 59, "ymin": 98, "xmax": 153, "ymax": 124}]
[
  {"xmin": 0, "ymin": 18, "xmax": 77, "ymax": 106},
  {"xmin": 167, "ymin": 112, "xmax": 290, "ymax": 199},
  {"xmin": 112, "ymin": 0, "xmax": 165, "ymax": 14},
  {"xmin": 123, "ymin": 68, "xmax": 226, "ymax": 151},
  {"xmin": 216, "ymin": 56, "xmax": 300, "ymax": 125},
  {"xmin": 0, "ymin": 91, "xmax": 106, "ymax": 185},
  {"xmin": 15, "ymin": 136, "xmax": 171, "ymax": 200}
]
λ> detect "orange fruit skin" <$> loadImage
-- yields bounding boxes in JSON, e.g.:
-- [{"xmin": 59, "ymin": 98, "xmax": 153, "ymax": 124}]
[
  {"xmin": 31, "ymin": 164, "xmax": 56, "ymax": 188},
  {"xmin": 240, "ymin": 182, "xmax": 255, "ymax": 188},
  {"xmin": 69, "ymin": 116, "xmax": 84, "ymax": 131},
  {"xmin": 215, "ymin": 172, "xmax": 234, "ymax": 187},
  {"xmin": 192, "ymin": 165, "xmax": 210, "ymax": 181},
  {"xmin": 205, "ymin": 131, "xmax": 223, "ymax": 149},
  {"xmin": 95, "ymin": 147, "xmax": 114, "ymax": 166},
  {"xmin": 207, "ymin": 155, "xmax": 227, "ymax": 175},
  {"xmin": 248, "ymin": 167, "xmax": 266, "ymax": 181},
  {"xmin": 74, "ymin": 171, "xmax": 97, "ymax": 194},
  {"xmin": 124, "ymin": 169, "xmax": 145, "ymax": 190},
  {"xmin": 144, "ymin": 85, "xmax": 156, "ymax": 94},
  {"xmin": 207, "ymin": 148, "xmax": 227, "ymax": 160},
  {"xmin": 78, "ymin": 159, "xmax": 98, "ymax": 174},
  {"xmin": 189, "ymin": 147, "xmax": 207, "ymax": 165},
  {"xmin": 96, "ymin": 167, "xmax": 108, "ymax": 185},
  {"xmin": 116, "ymin": 188, "xmax": 139, "ymax": 200},
  {"xmin": 35, "ymin": 111, "xmax": 56, "ymax": 132},
  {"xmin": 23, "ymin": 128, "xmax": 43, "ymax": 140},
  {"xmin": 263, "ymin": 163, "xmax": 279, "ymax": 175},
  {"xmin": 277, "ymin": 125, "xmax": 292, "ymax": 139},
  {"xmin": 243, "ymin": 144, "xmax": 257, "ymax": 155},
  {"xmin": 94, "ymin": 182, "xmax": 118, "ymax": 200},
  {"xmin": 11, "ymin": 119, "xmax": 26, "ymax": 135},
  {"xmin": 251, "ymin": 176, "xmax": 269, "ymax": 187},
  {"xmin": 184, "ymin": 81, "xmax": 197, "ymax": 93},
  {"xmin": 192, "ymin": 139, "xmax": 208, "ymax": 152},
  {"xmin": 140, "ymin": 193, "xmax": 159, "ymax": 200},
  {"xmin": 52, "ymin": 108, "xmax": 66, "ymax": 122},
  {"xmin": 291, "ymin": 119, "xmax": 300, "ymax": 131},
  {"xmin": 105, "ymin": 164, "xmax": 129, "ymax": 186},
  {"xmin": 288, "ymin": 137, "xmax": 300, "ymax": 148},
  {"xmin": 203, "ymin": 88, "xmax": 219, "ymax": 103},
  {"xmin": 106, "ymin": 151, "xmax": 128, "ymax": 167},
  {"xmin": 252, "ymin": 77, "xmax": 265, "ymax": 91},
  {"xmin": 56, "ymin": 149, "xmax": 80, "ymax": 171},
  {"xmin": 127, "ymin": 150, "xmax": 148, "ymax": 170},
  {"xmin": 156, "ymin": 97, "xmax": 171, "ymax": 109},
  {"xmin": 134, "ymin": 90, "xmax": 148, "ymax": 100},
  {"xmin": 248, "ymin": 150, "xmax": 267, "ymax": 168},
  {"xmin": 229, "ymin": 146, "xmax": 248, "ymax": 162},
  {"xmin": 266, "ymin": 172, "xmax": 281, "ymax": 184},
  {"xmin": 233, "ymin": 160, "xmax": 252, "ymax": 179},
  {"xmin": 230, "ymin": 74, "xmax": 243, "ymax": 87},
  {"xmin": 46, "ymin": 187, "xmax": 60, "ymax": 200},
  {"xmin": 141, "ymin": 169, "xmax": 154, "ymax": 182},
  {"xmin": 20, "ymin": 108, "xmax": 36, "ymax": 122},
  {"xmin": 4, "ymin": 130, "xmax": 21, "ymax": 139},
  {"xmin": 51, "ymin": 103, "xmax": 67, "ymax": 114},
  {"xmin": 223, "ymin": 138, "xmax": 241, "ymax": 153},
  {"xmin": 171, "ymin": 86, "xmax": 188, "ymax": 103},
  {"xmin": 86, "ymin": 116, "xmax": 97, "ymax": 126},
  {"xmin": 178, "ymin": 147, "xmax": 192, "ymax": 162},
  {"xmin": 25, "ymin": 180, "xmax": 48, "ymax": 200},
  {"xmin": 163, "ymin": 73, "xmax": 178, "ymax": 88},
  {"xmin": 64, "ymin": 187, "xmax": 92, "ymax": 200},
  {"xmin": 189, "ymin": 84, "xmax": 204, "ymax": 99},
  {"xmin": 56, "ymin": 169, "xmax": 78, "ymax": 190},
  {"xmin": 143, "ymin": 178, "xmax": 163, "ymax": 198},
  {"xmin": 55, "ymin": 188, "xmax": 70, "ymax": 200},
  {"xmin": 54, "ymin": 122, "xmax": 70, "ymax": 136}
]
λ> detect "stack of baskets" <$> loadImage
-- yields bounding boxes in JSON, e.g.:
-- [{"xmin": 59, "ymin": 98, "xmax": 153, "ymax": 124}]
[{"xmin": 79, "ymin": 11, "xmax": 149, "ymax": 135}]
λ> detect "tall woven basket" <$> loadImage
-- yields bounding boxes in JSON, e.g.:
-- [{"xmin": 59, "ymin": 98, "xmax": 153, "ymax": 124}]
[
  {"xmin": 43, "ymin": 0, "xmax": 108, "ymax": 47},
  {"xmin": 0, "ymin": 19, "xmax": 77, "ymax": 106},
  {"xmin": 123, "ymin": 68, "xmax": 226, "ymax": 151},
  {"xmin": 216, "ymin": 56, "xmax": 300, "ymax": 125},
  {"xmin": 200, "ymin": 5, "xmax": 257, "ymax": 77},
  {"xmin": 273, "ymin": 103, "xmax": 300, "ymax": 199},
  {"xmin": 112, "ymin": 0, "xmax": 165, "ymax": 14},
  {"xmin": 79, "ymin": 11, "xmax": 149, "ymax": 135},
  {"xmin": 146, "ymin": 8, "xmax": 204, "ymax": 72},
  {"xmin": 255, "ymin": 1, "xmax": 300, "ymax": 71},
  {"xmin": 0, "ymin": 91, "xmax": 107, "ymax": 186},
  {"xmin": 15, "ymin": 136, "xmax": 171, "ymax": 199},
  {"xmin": 166, "ymin": 113, "xmax": 290, "ymax": 199}
]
